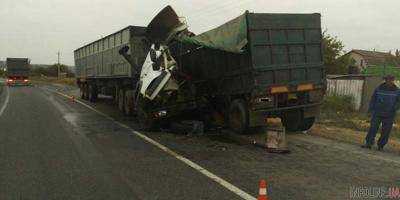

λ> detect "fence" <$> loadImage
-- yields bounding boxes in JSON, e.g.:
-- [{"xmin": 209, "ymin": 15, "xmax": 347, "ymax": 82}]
[{"xmin": 327, "ymin": 79, "xmax": 364, "ymax": 110}]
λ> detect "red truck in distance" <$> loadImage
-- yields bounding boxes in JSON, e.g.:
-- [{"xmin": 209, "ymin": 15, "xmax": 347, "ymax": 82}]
[{"xmin": 6, "ymin": 58, "xmax": 31, "ymax": 86}]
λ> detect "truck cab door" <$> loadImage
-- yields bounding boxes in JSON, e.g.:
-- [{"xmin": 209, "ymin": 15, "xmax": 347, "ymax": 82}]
[{"xmin": 139, "ymin": 45, "xmax": 173, "ymax": 100}]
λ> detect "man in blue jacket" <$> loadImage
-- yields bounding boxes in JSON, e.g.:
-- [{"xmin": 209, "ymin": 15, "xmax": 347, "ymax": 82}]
[{"xmin": 362, "ymin": 75, "xmax": 400, "ymax": 150}]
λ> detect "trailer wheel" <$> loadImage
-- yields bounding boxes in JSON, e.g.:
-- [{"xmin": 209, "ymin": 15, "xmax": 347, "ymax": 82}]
[
  {"xmin": 80, "ymin": 85, "xmax": 85, "ymax": 99},
  {"xmin": 118, "ymin": 89, "xmax": 125, "ymax": 112},
  {"xmin": 228, "ymin": 99, "xmax": 249, "ymax": 134},
  {"xmin": 114, "ymin": 87, "xmax": 119, "ymax": 104},
  {"xmin": 124, "ymin": 90, "xmax": 134, "ymax": 116},
  {"xmin": 88, "ymin": 84, "xmax": 98, "ymax": 103},
  {"xmin": 81, "ymin": 84, "xmax": 89, "ymax": 100},
  {"xmin": 137, "ymin": 107, "xmax": 156, "ymax": 131},
  {"xmin": 281, "ymin": 110, "xmax": 302, "ymax": 132},
  {"xmin": 298, "ymin": 117, "xmax": 315, "ymax": 131}
]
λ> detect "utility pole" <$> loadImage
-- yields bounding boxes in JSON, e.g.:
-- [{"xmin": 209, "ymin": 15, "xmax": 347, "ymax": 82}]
[{"xmin": 57, "ymin": 51, "xmax": 61, "ymax": 79}]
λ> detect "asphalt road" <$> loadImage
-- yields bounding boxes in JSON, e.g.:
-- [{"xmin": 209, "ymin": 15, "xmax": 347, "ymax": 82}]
[
  {"xmin": 0, "ymin": 84, "xmax": 244, "ymax": 200},
  {"xmin": 0, "ymin": 82, "xmax": 399, "ymax": 200}
]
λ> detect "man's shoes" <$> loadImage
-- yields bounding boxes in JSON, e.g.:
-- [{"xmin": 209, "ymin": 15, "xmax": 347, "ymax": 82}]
[
  {"xmin": 377, "ymin": 146, "xmax": 384, "ymax": 151},
  {"xmin": 361, "ymin": 144, "xmax": 372, "ymax": 149}
]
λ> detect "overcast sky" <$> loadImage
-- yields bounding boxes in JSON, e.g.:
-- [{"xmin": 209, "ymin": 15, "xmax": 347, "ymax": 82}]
[{"xmin": 1, "ymin": 0, "xmax": 399, "ymax": 65}]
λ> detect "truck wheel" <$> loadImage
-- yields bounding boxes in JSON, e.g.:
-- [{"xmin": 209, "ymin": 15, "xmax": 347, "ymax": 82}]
[
  {"xmin": 114, "ymin": 87, "xmax": 119, "ymax": 104},
  {"xmin": 81, "ymin": 84, "xmax": 89, "ymax": 100},
  {"xmin": 88, "ymin": 84, "xmax": 98, "ymax": 103},
  {"xmin": 228, "ymin": 99, "xmax": 249, "ymax": 134},
  {"xmin": 124, "ymin": 90, "xmax": 134, "ymax": 116},
  {"xmin": 298, "ymin": 117, "xmax": 315, "ymax": 131},
  {"xmin": 118, "ymin": 89, "xmax": 125, "ymax": 112},
  {"xmin": 281, "ymin": 110, "xmax": 302, "ymax": 132},
  {"xmin": 80, "ymin": 85, "xmax": 85, "ymax": 99},
  {"xmin": 137, "ymin": 107, "xmax": 156, "ymax": 131}
]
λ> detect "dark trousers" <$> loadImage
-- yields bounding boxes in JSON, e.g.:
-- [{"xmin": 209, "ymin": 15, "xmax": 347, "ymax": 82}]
[{"xmin": 365, "ymin": 114, "xmax": 394, "ymax": 147}]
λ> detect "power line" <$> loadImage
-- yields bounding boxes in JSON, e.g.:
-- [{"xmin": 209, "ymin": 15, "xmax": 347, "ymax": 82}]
[
  {"xmin": 188, "ymin": 0, "xmax": 254, "ymax": 19},
  {"xmin": 185, "ymin": 0, "xmax": 244, "ymax": 17},
  {"xmin": 186, "ymin": 0, "xmax": 254, "ymax": 31},
  {"xmin": 57, "ymin": 51, "xmax": 61, "ymax": 79},
  {"xmin": 188, "ymin": 0, "xmax": 254, "ymax": 23}
]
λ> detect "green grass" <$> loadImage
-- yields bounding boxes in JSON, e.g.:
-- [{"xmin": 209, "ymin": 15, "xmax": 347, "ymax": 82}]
[{"xmin": 320, "ymin": 95, "xmax": 400, "ymax": 139}]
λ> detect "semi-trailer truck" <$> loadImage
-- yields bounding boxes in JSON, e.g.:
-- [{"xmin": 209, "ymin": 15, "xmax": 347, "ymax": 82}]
[
  {"xmin": 75, "ymin": 6, "xmax": 325, "ymax": 133},
  {"xmin": 6, "ymin": 58, "xmax": 31, "ymax": 86}
]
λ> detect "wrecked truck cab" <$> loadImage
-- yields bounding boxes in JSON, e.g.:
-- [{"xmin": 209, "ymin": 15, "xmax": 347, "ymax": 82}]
[
  {"xmin": 134, "ymin": 6, "xmax": 201, "ymax": 130},
  {"xmin": 139, "ymin": 5, "xmax": 191, "ymax": 101},
  {"xmin": 139, "ymin": 44, "xmax": 176, "ymax": 100}
]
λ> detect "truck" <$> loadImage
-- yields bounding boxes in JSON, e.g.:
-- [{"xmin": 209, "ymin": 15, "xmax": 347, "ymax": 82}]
[
  {"xmin": 75, "ymin": 6, "xmax": 325, "ymax": 133},
  {"xmin": 135, "ymin": 6, "xmax": 325, "ymax": 132},
  {"xmin": 6, "ymin": 58, "xmax": 31, "ymax": 86},
  {"xmin": 74, "ymin": 26, "xmax": 149, "ymax": 115}
]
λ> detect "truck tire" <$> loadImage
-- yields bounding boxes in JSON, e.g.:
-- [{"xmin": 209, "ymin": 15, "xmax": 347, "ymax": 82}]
[
  {"xmin": 281, "ymin": 110, "xmax": 302, "ymax": 132},
  {"xmin": 80, "ymin": 85, "xmax": 85, "ymax": 99},
  {"xmin": 228, "ymin": 99, "xmax": 249, "ymax": 134},
  {"xmin": 118, "ymin": 89, "xmax": 125, "ymax": 112},
  {"xmin": 137, "ymin": 107, "xmax": 156, "ymax": 131},
  {"xmin": 124, "ymin": 90, "xmax": 134, "ymax": 116},
  {"xmin": 297, "ymin": 117, "xmax": 315, "ymax": 131},
  {"xmin": 88, "ymin": 84, "xmax": 98, "ymax": 103},
  {"xmin": 114, "ymin": 87, "xmax": 119, "ymax": 104},
  {"xmin": 81, "ymin": 84, "xmax": 89, "ymax": 100}
]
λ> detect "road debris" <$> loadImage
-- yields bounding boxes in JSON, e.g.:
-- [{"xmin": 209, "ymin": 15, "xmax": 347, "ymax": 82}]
[
  {"xmin": 170, "ymin": 120, "xmax": 204, "ymax": 135},
  {"xmin": 266, "ymin": 127, "xmax": 290, "ymax": 154}
]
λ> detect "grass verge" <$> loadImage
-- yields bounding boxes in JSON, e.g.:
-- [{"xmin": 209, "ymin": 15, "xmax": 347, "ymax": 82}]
[{"xmin": 310, "ymin": 95, "xmax": 400, "ymax": 152}]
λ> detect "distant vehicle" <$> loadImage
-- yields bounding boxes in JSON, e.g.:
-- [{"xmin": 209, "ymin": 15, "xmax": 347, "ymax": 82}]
[{"xmin": 6, "ymin": 58, "xmax": 31, "ymax": 86}]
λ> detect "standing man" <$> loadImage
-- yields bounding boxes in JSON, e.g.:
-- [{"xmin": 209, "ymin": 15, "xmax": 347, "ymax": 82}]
[{"xmin": 362, "ymin": 75, "xmax": 400, "ymax": 150}]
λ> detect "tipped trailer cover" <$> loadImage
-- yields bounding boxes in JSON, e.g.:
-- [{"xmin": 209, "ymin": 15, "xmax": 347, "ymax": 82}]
[
  {"xmin": 180, "ymin": 14, "xmax": 248, "ymax": 53},
  {"xmin": 146, "ymin": 5, "xmax": 188, "ymax": 44}
]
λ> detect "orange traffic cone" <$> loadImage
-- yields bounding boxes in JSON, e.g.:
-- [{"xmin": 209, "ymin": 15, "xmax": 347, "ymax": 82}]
[{"xmin": 258, "ymin": 180, "xmax": 269, "ymax": 200}]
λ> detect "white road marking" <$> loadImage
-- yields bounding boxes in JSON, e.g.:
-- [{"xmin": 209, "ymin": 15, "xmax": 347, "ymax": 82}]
[
  {"xmin": 0, "ymin": 86, "xmax": 10, "ymax": 117},
  {"xmin": 52, "ymin": 89, "xmax": 257, "ymax": 200}
]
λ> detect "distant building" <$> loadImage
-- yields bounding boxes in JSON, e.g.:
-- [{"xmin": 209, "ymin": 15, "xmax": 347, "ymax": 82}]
[{"xmin": 345, "ymin": 49, "xmax": 399, "ymax": 73}]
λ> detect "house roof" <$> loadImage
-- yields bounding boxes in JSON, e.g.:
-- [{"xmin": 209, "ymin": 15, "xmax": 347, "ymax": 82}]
[{"xmin": 348, "ymin": 49, "xmax": 398, "ymax": 66}]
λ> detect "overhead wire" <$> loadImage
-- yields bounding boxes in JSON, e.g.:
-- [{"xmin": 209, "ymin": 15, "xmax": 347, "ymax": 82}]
[
  {"xmin": 185, "ymin": 0, "xmax": 255, "ymax": 32},
  {"xmin": 183, "ymin": 0, "xmax": 246, "ymax": 18},
  {"xmin": 188, "ymin": 0, "xmax": 254, "ymax": 19}
]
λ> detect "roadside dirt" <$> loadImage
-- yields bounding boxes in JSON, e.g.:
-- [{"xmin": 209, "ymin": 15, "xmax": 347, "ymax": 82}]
[{"xmin": 309, "ymin": 124, "xmax": 400, "ymax": 153}]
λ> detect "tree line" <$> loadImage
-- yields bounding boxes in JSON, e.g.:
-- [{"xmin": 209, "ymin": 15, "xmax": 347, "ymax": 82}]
[
  {"xmin": 31, "ymin": 64, "xmax": 75, "ymax": 78},
  {"xmin": 323, "ymin": 31, "xmax": 400, "ymax": 75}
]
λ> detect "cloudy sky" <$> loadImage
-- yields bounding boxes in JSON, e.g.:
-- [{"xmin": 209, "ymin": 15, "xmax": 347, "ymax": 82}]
[{"xmin": 1, "ymin": 0, "xmax": 399, "ymax": 65}]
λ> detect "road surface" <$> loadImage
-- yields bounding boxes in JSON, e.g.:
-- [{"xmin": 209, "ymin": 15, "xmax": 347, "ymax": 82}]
[{"xmin": 0, "ymin": 82, "xmax": 399, "ymax": 199}]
